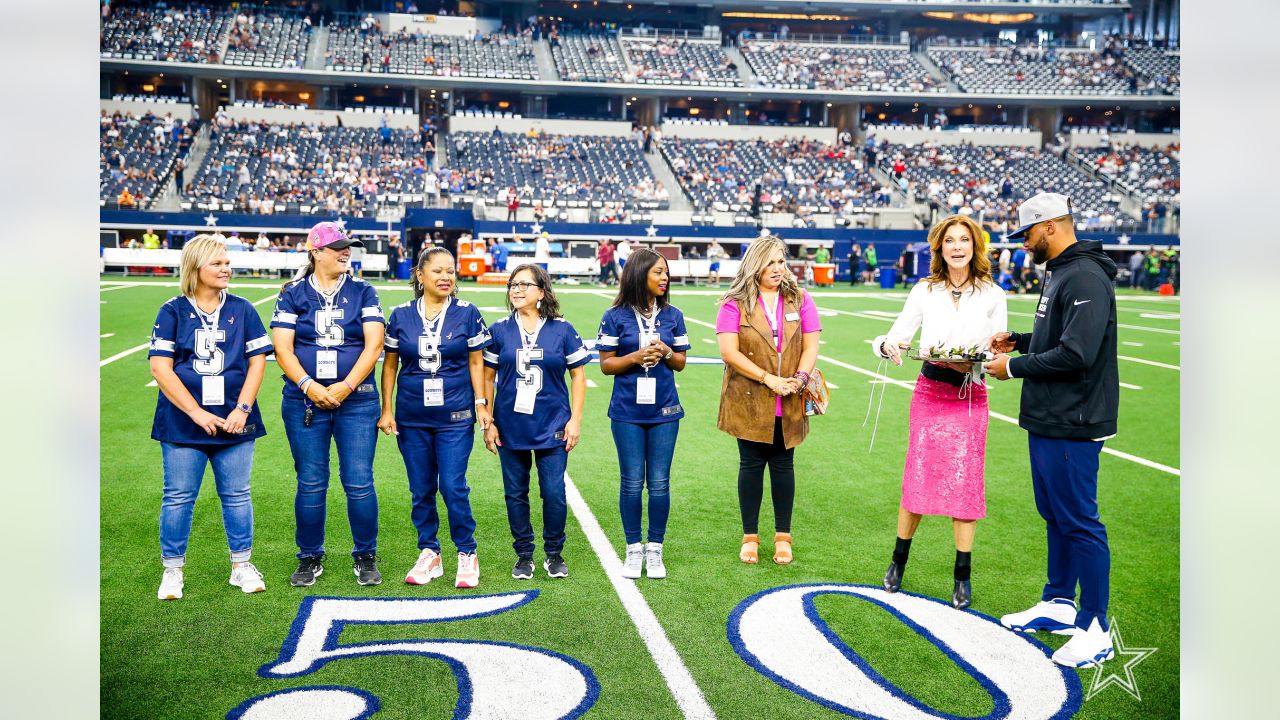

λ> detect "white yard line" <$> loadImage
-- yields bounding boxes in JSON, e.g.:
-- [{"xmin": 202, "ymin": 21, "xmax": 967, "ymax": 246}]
[
  {"xmin": 1006, "ymin": 310, "xmax": 1179, "ymax": 335},
  {"xmin": 562, "ymin": 473, "xmax": 716, "ymax": 720},
  {"xmin": 100, "ymin": 333, "xmax": 114, "ymax": 338},
  {"xmin": 683, "ymin": 315, "xmax": 1179, "ymax": 477},
  {"xmin": 1122, "ymin": 341, "xmax": 1144, "ymax": 347},
  {"xmin": 100, "ymin": 283, "xmax": 142, "ymax": 293},
  {"xmin": 145, "ymin": 380, "xmax": 157, "ymax": 387},
  {"xmin": 1119, "ymin": 382, "xmax": 1143, "ymax": 390},
  {"xmin": 586, "ymin": 378, "xmax": 598, "ymax": 388},
  {"xmin": 1119, "ymin": 355, "xmax": 1180, "ymax": 371}
]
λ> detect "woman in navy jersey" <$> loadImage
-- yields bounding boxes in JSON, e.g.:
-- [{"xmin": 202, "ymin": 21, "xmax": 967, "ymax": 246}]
[
  {"xmin": 379, "ymin": 247, "xmax": 492, "ymax": 589},
  {"xmin": 271, "ymin": 222, "xmax": 386, "ymax": 588},
  {"xmin": 596, "ymin": 249, "xmax": 690, "ymax": 580},
  {"xmin": 482, "ymin": 264, "xmax": 590, "ymax": 581},
  {"xmin": 149, "ymin": 234, "xmax": 272, "ymax": 600}
]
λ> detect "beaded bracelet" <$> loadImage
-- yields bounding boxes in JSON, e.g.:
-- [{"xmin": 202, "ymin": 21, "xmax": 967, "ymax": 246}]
[
  {"xmin": 297, "ymin": 375, "xmax": 313, "ymax": 393},
  {"xmin": 792, "ymin": 371, "xmax": 810, "ymax": 386}
]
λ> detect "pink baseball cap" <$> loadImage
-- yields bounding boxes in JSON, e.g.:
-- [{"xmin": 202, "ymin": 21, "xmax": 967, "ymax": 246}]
[{"xmin": 306, "ymin": 221, "xmax": 363, "ymax": 250}]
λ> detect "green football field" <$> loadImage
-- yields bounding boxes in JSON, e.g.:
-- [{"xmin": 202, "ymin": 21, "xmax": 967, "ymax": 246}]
[{"xmin": 100, "ymin": 276, "xmax": 1179, "ymax": 720}]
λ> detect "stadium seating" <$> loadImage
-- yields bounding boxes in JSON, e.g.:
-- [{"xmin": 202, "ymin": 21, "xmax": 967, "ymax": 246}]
[
  {"xmin": 1082, "ymin": 143, "xmax": 1180, "ymax": 203},
  {"xmin": 661, "ymin": 137, "xmax": 892, "ymax": 223},
  {"xmin": 223, "ymin": 13, "xmax": 313, "ymax": 69},
  {"xmin": 551, "ymin": 33, "xmax": 628, "ymax": 83},
  {"xmin": 325, "ymin": 25, "xmax": 537, "ymax": 79},
  {"xmin": 622, "ymin": 38, "xmax": 742, "ymax": 86},
  {"xmin": 183, "ymin": 122, "xmax": 426, "ymax": 216},
  {"xmin": 1123, "ymin": 47, "xmax": 1180, "ymax": 94},
  {"xmin": 99, "ymin": 5, "xmax": 228, "ymax": 63},
  {"xmin": 927, "ymin": 46, "xmax": 1139, "ymax": 95},
  {"xmin": 100, "ymin": 113, "xmax": 181, "ymax": 209},
  {"xmin": 443, "ymin": 131, "xmax": 669, "ymax": 211},
  {"xmin": 743, "ymin": 42, "xmax": 943, "ymax": 93},
  {"xmin": 886, "ymin": 141, "xmax": 1135, "ymax": 230}
]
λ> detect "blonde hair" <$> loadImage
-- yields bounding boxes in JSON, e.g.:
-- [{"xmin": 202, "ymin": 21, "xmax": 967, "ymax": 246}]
[
  {"xmin": 179, "ymin": 234, "xmax": 229, "ymax": 297},
  {"xmin": 720, "ymin": 235, "xmax": 800, "ymax": 315},
  {"xmin": 925, "ymin": 215, "xmax": 994, "ymax": 290}
]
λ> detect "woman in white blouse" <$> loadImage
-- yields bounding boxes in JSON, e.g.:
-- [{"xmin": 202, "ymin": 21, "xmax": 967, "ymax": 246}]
[{"xmin": 872, "ymin": 214, "xmax": 1007, "ymax": 610}]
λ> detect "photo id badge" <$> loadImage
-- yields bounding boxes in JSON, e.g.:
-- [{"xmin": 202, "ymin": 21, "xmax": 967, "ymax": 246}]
[
  {"xmin": 423, "ymin": 377, "xmax": 445, "ymax": 407},
  {"xmin": 514, "ymin": 383, "xmax": 537, "ymax": 415},
  {"xmin": 201, "ymin": 375, "xmax": 225, "ymax": 406},
  {"xmin": 784, "ymin": 312, "xmax": 800, "ymax": 322},
  {"xmin": 315, "ymin": 350, "xmax": 338, "ymax": 379},
  {"xmin": 639, "ymin": 331, "xmax": 657, "ymax": 349},
  {"xmin": 636, "ymin": 376, "xmax": 657, "ymax": 405}
]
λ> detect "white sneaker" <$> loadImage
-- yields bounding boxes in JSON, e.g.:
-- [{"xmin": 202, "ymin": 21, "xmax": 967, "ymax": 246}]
[
  {"xmin": 1000, "ymin": 598, "xmax": 1079, "ymax": 636},
  {"xmin": 1052, "ymin": 618, "xmax": 1115, "ymax": 668},
  {"xmin": 621, "ymin": 543, "xmax": 644, "ymax": 579},
  {"xmin": 405, "ymin": 548, "xmax": 444, "ymax": 586},
  {"xmin": 158, "ymin": 567, "xmax": 184, "ymax": 600},
  {"xmin": 644, "ymin": 543, "xmax": 667, "ymax": 579},
  {"xmin": 229, "ymin": 562, "xmax": 266, "ymax": 593},
  {"xmin": 455, "ymin": 552, "xmax": 480, "ymax": 589}
]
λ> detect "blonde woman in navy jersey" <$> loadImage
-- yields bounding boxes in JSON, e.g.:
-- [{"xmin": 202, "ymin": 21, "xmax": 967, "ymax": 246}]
[
  {"xmin": 596, "ymin": 249, "xmax": 690, "ymax": 580},
  {"xmin": 149, "ymin": 234, "xmax": 273, "ymax": 600},
  {"xmin": 379, "ymin": 247, "xmax": 492, "ymax": 589},
  {"xmin": 482, "ymin": 264, "xmax": 590, "ymax": 581},
  {"xmin": 271, "ymin": 222, "xmax": 386, "ymax": 588}
]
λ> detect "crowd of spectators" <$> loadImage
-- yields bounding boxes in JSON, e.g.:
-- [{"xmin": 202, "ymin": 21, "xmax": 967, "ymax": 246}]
[
  {"xmin": 100, "ymin": 4, "xmax": 227, "ymax": 63},
  {"xmin": 1083, "ymin": 142, "xmax": 1179, "ymax": 231},
  {"xmin": 223, "ymin": 11, "xmax": 313, "ymax": 69},
  {"xmin": 928, "ymin": 45, "xmax": 1140, "ymax": 94},
  {"xmin": 743, "ymin": 42, "xmax": 943, "ymax": 93},
  {"xmin": 182, "ymin": 117, "xmax": 428, "ymax": 217},
  {"xmin": 442, "ymin": 129, "xmax": 669, "ymax": 211},
  {"xmin": 661, "ymin": 136, "xmax": 894, "ymax": 226},
  {"xmin": 622, "ymin": 38, "xmax": 742, "ymax": 86},
  {"xmin": 100, "ymin": 109, "xmax": 193, "ymax": 209},
  {"xmin": 325, "ymin": 21, "xmax": 537, "ymax": 79},
  {"xmin": 549, "ymin": 30, "xmax": 628, "ymax": 82},
  {"xmin": 881, "ymin": 139, "xmax": 1137, "ymax": 233}
]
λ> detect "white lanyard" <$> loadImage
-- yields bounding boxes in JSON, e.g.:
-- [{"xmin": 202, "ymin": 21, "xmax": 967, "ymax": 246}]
[
  {"xmin": 420, "ymin": 296, "xmax": 451, "ymax": 349},
  {"xmin": 633, "ymin": 303, "xmax": 660, "ymax": 374},
  {"xmin": 516, "ymin": 313, "xmax": 546, "ymax": 351},
  {"xmin": 187, "ymin": 291, "xmax": 226, "ymax": 336},
  {"xmin": 310, "ymin": 273, "xmax": 346, "ymax": 311},
  {"xmin": 760, "ymin": 292, "xmax": 781, "ymax": 340}
]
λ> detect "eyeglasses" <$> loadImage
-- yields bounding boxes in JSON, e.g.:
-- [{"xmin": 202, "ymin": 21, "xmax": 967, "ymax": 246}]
[{"xmin": 507, "ymin": 281, "xmax": 541, "ymax": 292}]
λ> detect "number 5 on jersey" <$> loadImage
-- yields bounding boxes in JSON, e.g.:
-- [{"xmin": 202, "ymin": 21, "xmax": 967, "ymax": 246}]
[{"xmin": 514, "ymin": 347, "xmax": 543, "ymax": 414}]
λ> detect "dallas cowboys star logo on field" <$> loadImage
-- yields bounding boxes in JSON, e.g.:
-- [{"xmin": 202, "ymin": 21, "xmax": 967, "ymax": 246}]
[
  {"xmin": 204, "ymin": 213, "xmax": 219, "ymax": 227},
  {"xmin": 1085, "ymin": 617, "xmax": 1156, "ymax": 701}
]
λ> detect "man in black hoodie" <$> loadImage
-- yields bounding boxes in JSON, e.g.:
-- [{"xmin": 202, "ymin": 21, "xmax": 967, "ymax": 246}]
[{"xmin": 983, "ymin": 192, "xmax": 1120, "ymax": 669}]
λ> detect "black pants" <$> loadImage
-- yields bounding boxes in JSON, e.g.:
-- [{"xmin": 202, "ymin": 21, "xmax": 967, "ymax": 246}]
[{"xmin": 736, "ymin": 417, "xmax": 795, "ymax": 534}]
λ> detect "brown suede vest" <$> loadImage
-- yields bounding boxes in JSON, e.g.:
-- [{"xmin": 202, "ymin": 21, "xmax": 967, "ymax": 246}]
[{"xmin": 717, "ymin": 293, "xmax": 810, "ymax": 449}]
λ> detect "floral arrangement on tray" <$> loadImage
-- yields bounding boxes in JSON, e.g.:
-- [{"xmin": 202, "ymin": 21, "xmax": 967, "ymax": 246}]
[{"xmin": 907, "ymin": 343, "xmax": 994, "ymax": 363}]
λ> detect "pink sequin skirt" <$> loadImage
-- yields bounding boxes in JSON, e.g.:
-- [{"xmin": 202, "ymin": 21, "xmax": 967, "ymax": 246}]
[{"xmin": 901, "ymin": 375, "xmax": 989, "ymax": 520}]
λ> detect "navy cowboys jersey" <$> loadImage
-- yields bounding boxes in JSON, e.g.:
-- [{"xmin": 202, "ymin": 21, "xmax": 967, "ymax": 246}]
[
  {"xmin": 385, "ymin": 297, "xmax": 491, "ymax": 427},
  {"xmin": 149, "ymin": 292, "xmax": 272, "ymax": 445},
  {"xmin": 596, "ymin": 304, "xmax": 691, "ymax": 424},
  {"xmin": 484, "ymin": 315, "xmax": 591, "ymax": 450},
  {"xmin": 270, "ymin": 273, "xmax": 384, "ymax": 390}
]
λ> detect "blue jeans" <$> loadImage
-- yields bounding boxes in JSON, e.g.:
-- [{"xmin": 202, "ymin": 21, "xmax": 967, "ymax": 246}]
[
  {"xmin": 1028, "ymin": 432, "xmax": 1110, "ymax": 631},
  {"xmin": 282, "ymin": 388, "xmax": 380, "ymax": 559},
  {"xmin": 397, "ymin": 424, "xmax": 477, "ymax": 554},
  {"xmin": 498, "ymin": 445, "xmax": 568, "ymax": 557},
  {"xmin": 159, "ymin": 440, "xmax": 256, "ymax": 568},
  {"xmin": 611, "ymin": 420, "xmax": 679, "ymax": 544}
]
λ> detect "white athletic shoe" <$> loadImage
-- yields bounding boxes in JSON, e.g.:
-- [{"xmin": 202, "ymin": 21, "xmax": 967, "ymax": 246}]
[
  {"xmin": 405, "ymin": 548, "xmax": 444, "ymax": 586},
  {"xmin": 158, "ymin": 567, "xmax": 184, "ymax": 600},
  {"xmin": 644, "ymin": 543, "xmax": 667, "ymax": 579},
  {"xmin": 1052, "ymin": 618, "xmax": 1115, "ymax": 668},
  {"xmin": 621, "ymin": 543, "xmax": 644, "ymax": 579},
  {"xmin": 1000, "ymin": 598, "xmax": 1079, "ymax": 636},
  {"xmin": 455, "ymin": 552, "xmax": 480, "ymax": 589},
  {"xmin": 229, "ymin": 562, "xmax": 266, "ymax": 593}
]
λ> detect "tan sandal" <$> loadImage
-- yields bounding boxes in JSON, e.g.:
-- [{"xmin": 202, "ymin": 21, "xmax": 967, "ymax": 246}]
[
  {"xmin": 740, "ymin": 534, "xmax": 760, "ymax": 564},
  {"xmin": 774, "ymin": 532, "xmax": 793, "ymax": 565}
]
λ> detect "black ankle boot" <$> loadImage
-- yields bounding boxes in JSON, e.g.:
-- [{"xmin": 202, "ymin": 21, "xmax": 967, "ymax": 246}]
[
  {"xmin": 952, "ymin": 579, "xmax": 971, "ymax": 610},
  {"xmin": 883, "ymin": 561, "xmax": 904, "ymax": 593}
]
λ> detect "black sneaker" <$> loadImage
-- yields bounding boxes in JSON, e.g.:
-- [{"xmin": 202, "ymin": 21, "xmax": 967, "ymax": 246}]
[
  {"xmin": 354, "ymin": 554, "xmax": 382, "ymax": 586},
  {"xmin": 543, "ymin": 553, "xmax": 568, "ymax": 579},
  {"xmin": 512, "ymin": 556, "xmax": 535, "ymax": 580},
  {"xmin": 290, "ymin": 556, "xmax": 324, "ymax": 587},
  {"xmin": 883, "ymin": 561, "xmax": 904, "ymax": 593}
]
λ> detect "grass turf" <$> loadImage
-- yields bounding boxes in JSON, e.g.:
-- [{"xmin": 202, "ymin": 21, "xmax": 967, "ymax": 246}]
[{"xmin": 101, "ymin": 278, "xmax": 1179, "ymax": 719}]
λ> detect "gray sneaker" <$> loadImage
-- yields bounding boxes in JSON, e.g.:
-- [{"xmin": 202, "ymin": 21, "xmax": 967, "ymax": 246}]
[
  {"xmin": 544, "ymin": 553, "xmax": 568, "ymax": 579},
  {"xmin": 512, "ymin": 556, "xmax": 534, "ymax": 580},
  {"xmin": 290, "ymin": 556, "xmax": 324, "ymax": 587},
  {"xmin": 354, "ymin": 554, "xmax": 382, "ymax": 586}
]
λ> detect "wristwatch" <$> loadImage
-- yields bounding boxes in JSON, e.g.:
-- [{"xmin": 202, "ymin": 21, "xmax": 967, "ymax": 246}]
[
  {"xmin": 236, "ymin": 402, "xmax": 252, "ymax": 413},
  {"xmin": 474, "ymin": 398, "xmax": 488, "ymax": 406}
]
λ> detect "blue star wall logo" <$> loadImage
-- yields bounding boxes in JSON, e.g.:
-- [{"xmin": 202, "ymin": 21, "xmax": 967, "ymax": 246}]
[{"xmin": 1085, "ymin": 617, "xmax": 1156, "ymax": 701}]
